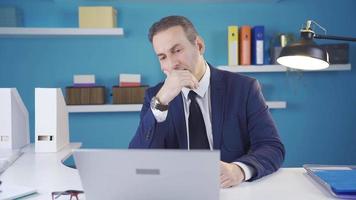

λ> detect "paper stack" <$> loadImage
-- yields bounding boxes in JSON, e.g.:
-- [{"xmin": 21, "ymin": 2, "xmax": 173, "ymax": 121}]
[
  {"xmin": 73, "ymin": 74, "xmax": 96, "ymax": 87},
  {"xmin": 119, "ymin": 74, "xmax": 141, "ymax": 87}
]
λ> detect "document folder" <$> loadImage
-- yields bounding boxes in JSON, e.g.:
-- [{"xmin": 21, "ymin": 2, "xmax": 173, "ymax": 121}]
[
  {"xmin": 0, "ymin": 88, "xmax": 29, "ymax": 150},
  {"xmin": 35, "ymin": 88, "xmax": 69, "ymax": 152},
  {"xmin": 304, "ymin": 164, "xmax": 356, "ymax": 199}
]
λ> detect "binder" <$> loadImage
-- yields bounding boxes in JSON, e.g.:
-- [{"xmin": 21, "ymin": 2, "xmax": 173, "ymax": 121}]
[
  {"xmin": 304, "ymin": 164, "xmax": 356, "ymax": 199},
  {"xmin": 35, "ymin": 88, "xmax": 69, "ymax": 152},
  {"xmin": 0, "ymin": 88, "xmax": 29, "ymax": 150},
  {"xmin": 239, "ymin": 26, "xmax": 251, "ymax": 65},
  {"xmin": 228, "ymin": 26, "xmax": 239, "ymax": 66},
  {"xmin": 252, "ymin": 26, "xmax": 264, "ymax": 65}
]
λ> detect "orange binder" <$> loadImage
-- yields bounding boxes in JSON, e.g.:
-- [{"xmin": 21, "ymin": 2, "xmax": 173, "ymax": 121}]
[{"xmin": 239, "ymin": 26, "xmax": 251, "ymax": 65}]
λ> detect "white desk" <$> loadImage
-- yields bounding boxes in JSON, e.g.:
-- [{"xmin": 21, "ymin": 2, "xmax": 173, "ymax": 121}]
[{"xmin": 1, "ymin": 144, "xmax": 338, "ymax": 200}]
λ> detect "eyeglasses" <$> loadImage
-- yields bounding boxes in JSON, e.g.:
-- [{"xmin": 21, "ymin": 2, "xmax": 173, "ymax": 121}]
[{"xmin": 51, "ymin": 190, "xmax": 84, "ymax": 200}]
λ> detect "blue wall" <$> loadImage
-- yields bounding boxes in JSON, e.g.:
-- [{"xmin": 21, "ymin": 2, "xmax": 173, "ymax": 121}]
[{"xmin": 0, "ymin": 0, "xmax": 355, "ymax": 167}]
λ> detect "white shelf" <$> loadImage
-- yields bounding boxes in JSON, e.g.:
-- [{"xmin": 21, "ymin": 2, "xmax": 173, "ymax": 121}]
[
  {"xmin": 266, "ymin": 101, "xmax": 287, "ymax": 109},
  {"xmin": 51, "ymin": 0, "xmax": 281, "ymax": 2},
  {"xmin": 67, "ymin": 101, "xmax": 286, "ymax": 113},
  {"xmin": 217, "ymin": 64, "xmax": 351, "ymax": 73},
  {"xmin": 0, "ymin": 27, "xmax": 124, "ymax": 37},
  {"xmin": 67, "ymin": 104, "xmax": 142, "ymax": 113}
]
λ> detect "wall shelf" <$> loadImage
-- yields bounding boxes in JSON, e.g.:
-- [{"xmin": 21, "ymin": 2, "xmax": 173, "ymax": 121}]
[
  {"xmin": 67, "ymin": 101, "xmax": 286, "ymax": 113},
  {"xmin": 0, "ymin": 27, "xmax": 124, "ymax": 37},
  {"xmin": 51, "ymin": 0, "xmax": 281, "ymax": 2},
  {"xmin": 267, "ymin": 101, "xmax": 287, "ymax": 109},
  {"xmin": 67, "ymin": 104, "xmax": 142, "ymax": 113},
  {"xmin": 217, "ymin": 64, "xmax": 351, "ymax": 73}
]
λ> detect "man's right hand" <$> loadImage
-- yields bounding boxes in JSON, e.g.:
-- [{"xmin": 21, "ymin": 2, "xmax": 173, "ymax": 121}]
[{"xmin": 156, "ymin": 70, "xmax": 199, "ymax": 105}]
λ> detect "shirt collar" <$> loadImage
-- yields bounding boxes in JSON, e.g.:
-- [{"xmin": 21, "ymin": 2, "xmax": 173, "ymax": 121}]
[{"xmin": 182, "ymin": 61, "xmax": 210, "ymax": 99}]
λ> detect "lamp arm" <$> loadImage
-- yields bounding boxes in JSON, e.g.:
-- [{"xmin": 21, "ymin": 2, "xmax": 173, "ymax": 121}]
[{"xmin": 314, "ymin": 34, "xmax": 356, "ymax": 42}]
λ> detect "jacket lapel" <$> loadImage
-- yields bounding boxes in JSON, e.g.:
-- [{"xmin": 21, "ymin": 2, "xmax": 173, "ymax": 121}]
[
  {"xmin": 170, "ymin": 94, "xmax": 188, "ymax": 149},
  {"xmin": 210, "ymin": 66, "xmax": 225, "ymax": 149}
]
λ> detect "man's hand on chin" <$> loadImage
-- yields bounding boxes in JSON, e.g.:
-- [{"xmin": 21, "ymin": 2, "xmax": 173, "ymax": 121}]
[{"xmin": 220, "ymin": 161, "xmax": 245, "ymax": 188}]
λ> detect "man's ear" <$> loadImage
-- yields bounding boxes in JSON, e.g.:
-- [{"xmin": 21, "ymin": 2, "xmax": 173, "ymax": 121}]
[{"xmin": 196, "ymin": 36, "xmax": 205, "ymax": 55}]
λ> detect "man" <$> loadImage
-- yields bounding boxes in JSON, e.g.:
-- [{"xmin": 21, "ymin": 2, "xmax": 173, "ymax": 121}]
[{"xmin": 129, "ymin": 16, "xmax": 285, "ymax": 188}]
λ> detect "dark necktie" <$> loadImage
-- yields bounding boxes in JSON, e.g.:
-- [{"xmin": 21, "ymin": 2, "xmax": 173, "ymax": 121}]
[{"xmin": 188, "ymin": 91, "xmax": 210, "ymax": 149}]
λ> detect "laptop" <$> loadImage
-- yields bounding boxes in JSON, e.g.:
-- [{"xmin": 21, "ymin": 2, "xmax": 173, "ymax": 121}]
[{"xmin": 73, "ymin": 149, "xmax": 220, "ymax": 200}]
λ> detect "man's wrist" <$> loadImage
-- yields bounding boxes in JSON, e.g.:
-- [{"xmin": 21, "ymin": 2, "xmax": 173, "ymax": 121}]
[
  {"xmin": 234, "ymin": 162, "xmax": 255, "ymax": 181},
  {"xmin": 234, "ymin": 163, "xmax": 246, "ymax": 181},
  {"xmin": 156, "ymin": 91, "xmax": 169, "ymax": 105},
  {"xmin": 151, "ymin": 96, "xmax": 169, "ymax": 111}
]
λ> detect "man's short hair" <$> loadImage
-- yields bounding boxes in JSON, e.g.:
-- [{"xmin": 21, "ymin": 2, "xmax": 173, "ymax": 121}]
[{"xmin": 148, "ymin": 15, "xmax": 199, "ymax": 44}]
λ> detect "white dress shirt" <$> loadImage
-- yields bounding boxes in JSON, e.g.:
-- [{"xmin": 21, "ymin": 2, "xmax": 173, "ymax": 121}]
[{"xmin": 151, "ymin": 62, "xmax": 255, "ymax": 181}]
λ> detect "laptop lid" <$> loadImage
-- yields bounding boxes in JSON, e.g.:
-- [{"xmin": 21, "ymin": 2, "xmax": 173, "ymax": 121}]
[{"xmin": 73, "ymin": 149, "xmax": 219, "ymax": 200}]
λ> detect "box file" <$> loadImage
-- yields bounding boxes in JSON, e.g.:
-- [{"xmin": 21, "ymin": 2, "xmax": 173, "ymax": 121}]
[
  {"xmin": 228, "ymin": 26, "xmax": 239, "ymax": 66},
  {"xmin": 35, "ymin": 88, "xmax": 69, "ymax": 152},
  {"xmin": 0, "ymin": 7, "xmax": 23, "ymax": 27},
  {"xmin": 66, "ymin": 86, "xmax": 105, "ymax": 105},
  {"xmin": 112, "ymin": 86, "xmax": 147, "ymax": 104},
  {"xmin": 321, "ymin": 43, "xmax": 349, "ymax": 64},
  {"xmin": 79, "ymin": 6, "xmax": 117, "ymax": 28},
  {"xmin": 0, "ymin": 88, "xmax": 29, "ymax": 150}
]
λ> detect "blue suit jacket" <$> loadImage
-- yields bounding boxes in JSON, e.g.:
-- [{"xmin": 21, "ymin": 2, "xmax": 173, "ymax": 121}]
[{"xmin": 129, "ymin": 65, "xmax": 285, "ymax": 181}]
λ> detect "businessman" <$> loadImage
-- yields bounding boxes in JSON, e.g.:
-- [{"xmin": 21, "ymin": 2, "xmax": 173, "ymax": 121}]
[{"xmin": 129, "ymin": 16, "xmax": 285, "ymax": 188}]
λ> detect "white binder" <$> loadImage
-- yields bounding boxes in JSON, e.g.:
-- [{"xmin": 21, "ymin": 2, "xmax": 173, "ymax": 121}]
[
  {"xmin": 35, "ymin": 88, "xmax": 69, "ymax": 152},
  {"xmin": 0, "ymin": 88, "xmax": 30, "ymax": 150}
]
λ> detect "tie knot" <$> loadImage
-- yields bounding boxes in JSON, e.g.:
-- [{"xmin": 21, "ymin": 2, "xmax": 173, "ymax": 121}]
[{"xmin": 188, "ymin": 91, "xmax": 198, "ymax": 100}]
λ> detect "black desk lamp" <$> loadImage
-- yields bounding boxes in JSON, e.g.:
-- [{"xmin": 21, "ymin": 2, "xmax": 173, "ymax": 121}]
[{"xmin": 277, "ymin": 20, "xmax": 356, "ymax": 70}]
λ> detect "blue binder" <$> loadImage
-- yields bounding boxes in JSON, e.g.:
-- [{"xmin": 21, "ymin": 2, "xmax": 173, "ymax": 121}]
[
  {"xmin": 304, "ymin": 164, "xmax": 356, "ymax": 199},
  {"xmin": 252, "ymin": 26, "xmax": 264, "ymax": 65}
]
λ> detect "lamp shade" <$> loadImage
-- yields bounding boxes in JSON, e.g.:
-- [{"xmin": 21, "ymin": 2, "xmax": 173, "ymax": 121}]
[{"xmin": 277, "ymin": 38, "xmax": 330, "ymax": 70}]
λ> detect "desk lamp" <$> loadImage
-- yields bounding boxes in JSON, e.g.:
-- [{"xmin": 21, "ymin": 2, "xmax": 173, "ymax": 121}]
[{"xmin": 277, "ymin": 20, "xmax": 356, "ymax": 70}]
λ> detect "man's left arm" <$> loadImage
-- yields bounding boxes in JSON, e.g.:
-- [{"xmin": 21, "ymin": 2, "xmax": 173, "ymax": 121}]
[{"xmin": 236, "ymin": 79, "xmax": 285, "ymax": 181}]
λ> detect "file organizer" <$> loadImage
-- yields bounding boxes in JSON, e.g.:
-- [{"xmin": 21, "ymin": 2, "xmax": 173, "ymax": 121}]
[
  {"xmin": 0, "ymin": 88, "xmax": 29, "ymax": 149},
  {"xmin": 304, "ymin": 164, "xmax": 356, "ymax": 199},
  {"xmin": 35, "ymin": 88, "xmax": 69, "ymax": 152}
]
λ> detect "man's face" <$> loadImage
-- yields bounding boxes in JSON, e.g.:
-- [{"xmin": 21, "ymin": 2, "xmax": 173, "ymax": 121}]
[{"xmin": 152, "ymin": 26, "xmax": 204, "ymax": 77}]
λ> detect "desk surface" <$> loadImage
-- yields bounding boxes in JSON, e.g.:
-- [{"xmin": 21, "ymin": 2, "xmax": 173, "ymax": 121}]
[{"xmin": 1, "ymin": 144, "xmax": 338, "ymax": 200}]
